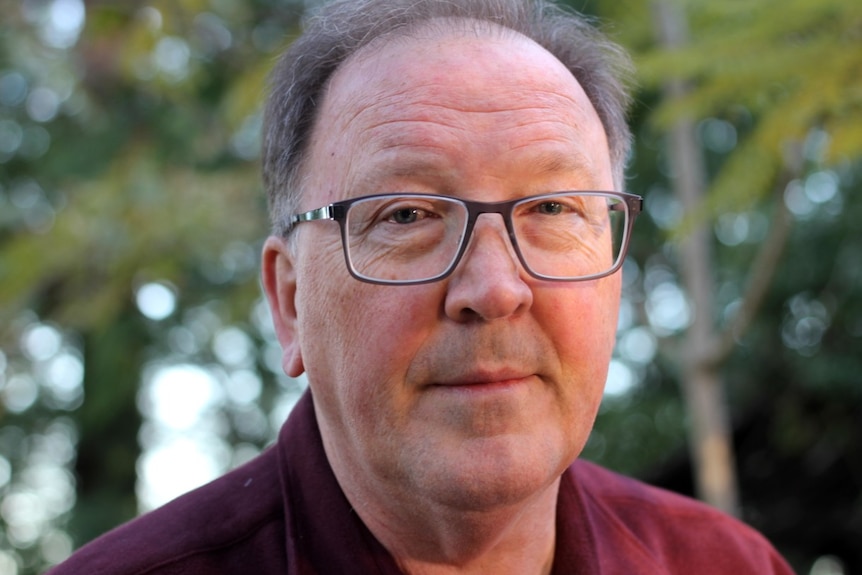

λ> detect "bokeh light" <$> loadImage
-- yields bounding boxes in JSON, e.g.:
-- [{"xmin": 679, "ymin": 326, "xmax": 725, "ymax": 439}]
[{"xmin": 135, "ymin": 282, "xmax": 177, "ymax": 321}]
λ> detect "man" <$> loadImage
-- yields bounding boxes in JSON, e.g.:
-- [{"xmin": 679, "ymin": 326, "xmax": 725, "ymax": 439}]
[{"xmin": 52, "ymin": 0, "xmax": 794, "ymax": 573}]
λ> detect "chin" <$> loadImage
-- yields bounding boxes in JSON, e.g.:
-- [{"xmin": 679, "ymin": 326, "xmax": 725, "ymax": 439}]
[{"xmin": 414, "ymin": 437, "xmax": 573, "ymax": 512}]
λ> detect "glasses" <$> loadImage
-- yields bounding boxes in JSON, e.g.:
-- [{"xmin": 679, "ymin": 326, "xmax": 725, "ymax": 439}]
[{"xmin": 286, "ymin": 191, "xmax": 642, "ymax": 285}]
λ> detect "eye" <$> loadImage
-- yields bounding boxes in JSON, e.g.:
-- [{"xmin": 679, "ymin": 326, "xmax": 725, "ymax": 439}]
[
  {"xmin": 521, "ymin": 195, "xmax": 589, "ymax": 218},
  {"xmin": 382, "ymin": 202, "xmax": 441, "ymax": 225},
  {"xmin": 389, "ymin": 207, "xmax": 423, "ymax": 224},
  {"xmin": 535, "ymin": 201, "xmax": 564, "ymax": 215}
]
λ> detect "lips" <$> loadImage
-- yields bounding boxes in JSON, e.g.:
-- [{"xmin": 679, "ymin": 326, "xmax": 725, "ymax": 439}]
[
  {"xmin": 407, "ymin": 328, "xmax": 548, "ymax": 391},
  {"xmin": 430, "ymin": 369, "xmax": 535, "ymax": 388}
]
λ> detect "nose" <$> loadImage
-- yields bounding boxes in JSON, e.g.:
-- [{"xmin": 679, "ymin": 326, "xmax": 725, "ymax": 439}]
[{"xmin": 443, "ymin": 215, "xmax": 533, "ymax": 322}]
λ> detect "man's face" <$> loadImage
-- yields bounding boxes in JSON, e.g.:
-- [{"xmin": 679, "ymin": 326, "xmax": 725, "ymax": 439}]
[{"xmin": 265, "ymin": 30, "xmax": 620, "ymax": 511}]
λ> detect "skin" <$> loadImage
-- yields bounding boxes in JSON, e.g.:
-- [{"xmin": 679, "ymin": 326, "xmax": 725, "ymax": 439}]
[{"xmin": 262, "ymin": 25, "xmax": 620, "ymax": 575}]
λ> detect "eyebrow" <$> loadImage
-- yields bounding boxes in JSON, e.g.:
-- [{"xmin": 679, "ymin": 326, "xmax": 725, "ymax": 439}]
[
  {"xmin": 529, "ymin": 148, "xmax": 598, "ymax": 180},
  {"xmin": 356, "ymin": 149, "xmax": 459, "ymax": 189},
  {"xmin": 355, "ymin": 145, "xmax": 603, "ymax": 193}
]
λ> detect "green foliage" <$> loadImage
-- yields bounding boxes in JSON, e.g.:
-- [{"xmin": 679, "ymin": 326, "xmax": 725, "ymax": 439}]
[
  {"xmin": 591, "ymin": 0, "xmax": 862, "ymax": 569},
  {"xmin": 0, "ymin": 1, "xmax": 304, "ymax": 572},
  {"xmin": 0, "ymin": 0, "xmax": 859, "ymax": 573},
  {"xmin": 626, "ymin": 0, "xmax": 862, "ymax": 213}
]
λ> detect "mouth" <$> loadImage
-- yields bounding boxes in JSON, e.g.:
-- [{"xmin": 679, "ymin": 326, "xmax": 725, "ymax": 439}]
[{"xmin": 430, "ymin": 370, "xmax": 536, "ymax": 391}]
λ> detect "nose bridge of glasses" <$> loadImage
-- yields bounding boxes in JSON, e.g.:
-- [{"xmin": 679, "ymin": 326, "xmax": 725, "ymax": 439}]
[{"xmin": 460, "ymin": 210, "xmax": 522, "ymax": 269}]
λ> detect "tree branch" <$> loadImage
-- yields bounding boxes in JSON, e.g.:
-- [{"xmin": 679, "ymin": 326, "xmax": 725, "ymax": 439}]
[{"xmin": 707, "ymin": 156, "xmax": 801, "ymax": 367}]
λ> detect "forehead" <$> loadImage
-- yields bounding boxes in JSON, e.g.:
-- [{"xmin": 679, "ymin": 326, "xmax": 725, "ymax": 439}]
[
  {"xmin": 325, "ymin": 24, "xmax": 593, "ymax": 125},
  {"xmin": 303, "ymin": 23, "xmax": 611, "ymax": 203}
]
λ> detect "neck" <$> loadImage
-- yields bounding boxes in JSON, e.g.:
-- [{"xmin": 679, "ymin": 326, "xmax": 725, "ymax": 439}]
[
  {"xmin": 313, "ymin": 400, "xmax": 564, "ymax": 575},
  {"xmin": 350, "ymin": 473, "xmax": 560, "ymax": 575}
]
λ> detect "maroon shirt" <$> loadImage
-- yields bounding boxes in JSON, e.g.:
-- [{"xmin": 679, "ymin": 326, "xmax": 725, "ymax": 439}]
[{"xmin": 50, "ymin": 391, "xmax": 794, "ymax": 574}]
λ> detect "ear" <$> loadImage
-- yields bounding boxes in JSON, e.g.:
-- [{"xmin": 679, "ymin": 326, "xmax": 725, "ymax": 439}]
[{"xmin": 261, "ymin": 235, "xmax": 305, "ymax": 377}]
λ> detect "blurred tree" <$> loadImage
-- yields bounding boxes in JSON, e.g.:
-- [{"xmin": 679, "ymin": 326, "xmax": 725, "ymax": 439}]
[
  {"xmin": 0, "ymin": 0, "xmax": 306, "ymax": 572},
  {"xmin": 0, "ymin": 0, "xmax": 859, "ymax": 574},
  {"xmin": 586, "ymin": 0, "xmax": 862, "ymax": 571}
]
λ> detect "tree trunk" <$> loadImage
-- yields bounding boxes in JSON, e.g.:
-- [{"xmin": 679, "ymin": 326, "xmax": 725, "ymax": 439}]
[
  {"xmin": 651, "ymin": 0, "xmax": 741, "ymax": 516},
  {"xmin": 70, "ymin": 313, "xmax": 145, "ymax": 545}
]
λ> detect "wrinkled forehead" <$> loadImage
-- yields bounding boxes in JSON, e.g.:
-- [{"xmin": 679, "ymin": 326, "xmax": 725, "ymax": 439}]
[
  {"xmin": 322, "ymin": 17, "xmax": 570, "ymax": 111},
  {"xmin": 298, "ymin": 17, "xmax": 612, "ymax": 206},
  {"xmin": 316, "ymin": 18, "xmax": 594, "ymax": 135}
]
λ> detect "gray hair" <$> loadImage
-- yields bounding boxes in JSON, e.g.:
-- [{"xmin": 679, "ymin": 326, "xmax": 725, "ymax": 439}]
[{"xmin": 262, "ymin": 0, "xmax": 634, "ymax": 235}]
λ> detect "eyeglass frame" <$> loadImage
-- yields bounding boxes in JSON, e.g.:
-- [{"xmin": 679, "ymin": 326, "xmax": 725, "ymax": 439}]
[{"xmin": 284, "ymin": 190, "xmax": 643, "ymax": 286}]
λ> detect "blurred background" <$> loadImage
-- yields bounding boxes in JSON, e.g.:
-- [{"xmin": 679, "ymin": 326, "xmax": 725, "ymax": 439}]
[{"xmin": 0, "ymin": 0, "xmax": 860, "ymax": 573}]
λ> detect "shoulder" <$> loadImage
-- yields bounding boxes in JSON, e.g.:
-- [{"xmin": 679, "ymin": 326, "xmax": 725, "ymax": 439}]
[
  {"xmin": 48, "ymin": 447, "xmax": 287, "ymax": 575},
  {"xmin": 567, "ymin": 460, "xmax": 794, "ymax": 573}
]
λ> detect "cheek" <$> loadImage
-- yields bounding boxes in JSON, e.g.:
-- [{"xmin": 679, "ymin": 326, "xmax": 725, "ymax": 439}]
[
  {"xmin": 541, "ymin": 277, "xmax": 620, "ymax": 406},
  {"xmin": 546, "ymin": 278, "xmax": 619, "ymax": 351},
  {"xmin": 296, "ymin": 257, "xmax": 443, "ymax": 413}
]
